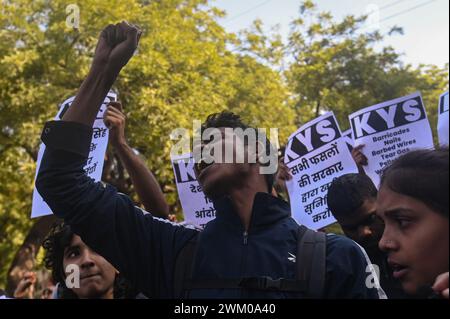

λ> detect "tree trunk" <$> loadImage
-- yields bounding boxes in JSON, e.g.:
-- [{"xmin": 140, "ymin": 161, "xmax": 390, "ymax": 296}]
[
  {"xmin": 315, "ymin": 100, "xmax": 321, "ymax": 118},
  {"xmin": 6, "ymin": 214, "xmax": 58, "ymax": 296}
]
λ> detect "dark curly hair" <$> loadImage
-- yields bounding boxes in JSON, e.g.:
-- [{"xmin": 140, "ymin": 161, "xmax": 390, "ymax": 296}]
[
  {"xmin": 42, "ymin": 222, "xmax": 138, "ymax": 299},
  {"xmin": 200, "ymin": 112, "xmax": 278, "ymax": 192}
]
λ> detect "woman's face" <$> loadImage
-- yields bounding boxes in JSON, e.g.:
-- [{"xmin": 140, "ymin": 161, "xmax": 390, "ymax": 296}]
[
  {"xmin": 63, "ymin": 235, "xmax": 117, "ymax": 299},
  {"xmin": 377, "ymin": 186, "xmax": 449, "ymax": 295}
]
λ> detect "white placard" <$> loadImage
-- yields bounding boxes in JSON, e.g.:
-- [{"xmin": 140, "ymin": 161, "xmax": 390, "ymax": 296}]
[
  {"xmin": 349, "ymin": 92, "xmax": 434, "ymax": 187},
  {"xmin": 171, "ymin": 153, "xmax": 216, "ymax": 228},
  {"xmin": 284, "ymin": 112, "xmax": 358, "ymax": 230},
  {"xmin": 438, "ymin": 91, "xmax": 449, "ymax": 146},
  {"xmin": 31, "ymin": 93, "xmax": 117, "ymax": 218}
]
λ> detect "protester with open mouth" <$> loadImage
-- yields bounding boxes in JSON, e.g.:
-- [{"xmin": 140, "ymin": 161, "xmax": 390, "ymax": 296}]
[
  {"xmin": 377, "ymin": 148, "xmax": 449, "ymax": 298},
  {"xmin": 35, "ymin": 22, "xmax": 385, "ymax": 299}
]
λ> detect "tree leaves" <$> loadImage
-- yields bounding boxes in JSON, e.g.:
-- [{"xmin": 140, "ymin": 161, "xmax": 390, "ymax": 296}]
[
  {"xmin": 0, "ymin": 0, "xmax": 447, "ymax": 287},
  {"xmin": 0, "ymin": 0, "xmax": 294, "ymax": 285}
]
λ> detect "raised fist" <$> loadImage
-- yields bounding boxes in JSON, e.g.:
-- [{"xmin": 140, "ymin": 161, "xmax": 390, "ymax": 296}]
[{"xmin": 93, "ymin": 21, "xmax": 142, "ymax": 72}]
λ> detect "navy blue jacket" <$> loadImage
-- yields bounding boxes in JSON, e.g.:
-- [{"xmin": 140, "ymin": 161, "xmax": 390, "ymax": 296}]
[{"xmin": 36, "ymin": 121, "xmax": 384, "ymax": 299}]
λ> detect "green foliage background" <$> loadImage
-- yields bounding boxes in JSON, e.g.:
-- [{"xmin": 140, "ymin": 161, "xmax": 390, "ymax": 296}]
[{"xmin": 0, "ymin": 0, "xmax": 447, "ymax": 286}]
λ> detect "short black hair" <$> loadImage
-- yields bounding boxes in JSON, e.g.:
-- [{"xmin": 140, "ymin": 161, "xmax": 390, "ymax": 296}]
[
  {"xmin": 380, "ymin": 147, "xmax": 449, "ymax": 218},
  {"xmin": 42, "ymin": 222, "xmax": 137, "ymax": 299},
  {"xmin": 201, "ymin": 112, "xmax": 277, "ymax": 192},
  {"xmin": 327, "ymin": 173, "xmax": 378, "ymax": 218}
]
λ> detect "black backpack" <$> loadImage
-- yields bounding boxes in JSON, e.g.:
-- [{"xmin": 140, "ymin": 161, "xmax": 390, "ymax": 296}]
[{"xmin": 173, "ymin": 225, "xmax": 327, "ymax": 298}]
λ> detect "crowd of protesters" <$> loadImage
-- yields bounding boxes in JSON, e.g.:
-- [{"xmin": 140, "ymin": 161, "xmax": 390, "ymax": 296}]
[{"xmin": 0, "ymin": 22, "xmax": 448, "ymax": 300}]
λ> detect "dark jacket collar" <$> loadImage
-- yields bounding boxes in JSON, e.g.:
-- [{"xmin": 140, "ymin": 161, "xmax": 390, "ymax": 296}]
[{"xmin": 212, "ymin": 192, "xmax": 291, "ymax": 232}]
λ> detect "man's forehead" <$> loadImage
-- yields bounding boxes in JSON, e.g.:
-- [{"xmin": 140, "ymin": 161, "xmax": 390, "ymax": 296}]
[{"xmin": 67, "ymin": 234, "xmax": 85, "ymax": 248}]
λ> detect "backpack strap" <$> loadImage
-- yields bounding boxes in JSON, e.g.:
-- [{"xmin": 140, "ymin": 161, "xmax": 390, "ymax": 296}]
[
  {"xmin": 296, "ymin": 225, "xmax": 327, "ymax": 299},
  {"xmin": 173, "ymin": 238, "xmax": 198, "ymax": 298},
  {"xmin": 176, "ymin": 237, "xmax": 309, "ymax": 294},
  {"xmin": 174, "ymin": 226, "xmax": 327, "ymax": 297}
]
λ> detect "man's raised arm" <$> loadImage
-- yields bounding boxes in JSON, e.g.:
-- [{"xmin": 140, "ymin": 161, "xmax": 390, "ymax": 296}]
[
  {"xmin": 35, "ymin": 23, "xmax": 197, "ymax": 297},
  {"xmin": 62, "ymin": 22, "xmax": 140, "ymax": 125}
]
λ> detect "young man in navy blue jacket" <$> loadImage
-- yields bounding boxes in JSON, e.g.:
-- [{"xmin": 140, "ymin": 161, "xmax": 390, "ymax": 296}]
[{"xmin": 36, "ymin": 22, "xmax": 385, "ymax": 299}]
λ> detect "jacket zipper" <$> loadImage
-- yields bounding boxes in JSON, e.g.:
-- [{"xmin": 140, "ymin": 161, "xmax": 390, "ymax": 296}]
[{"xmin": 240, "ymin": 230, "xmax": 249, "ymax": 298}]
